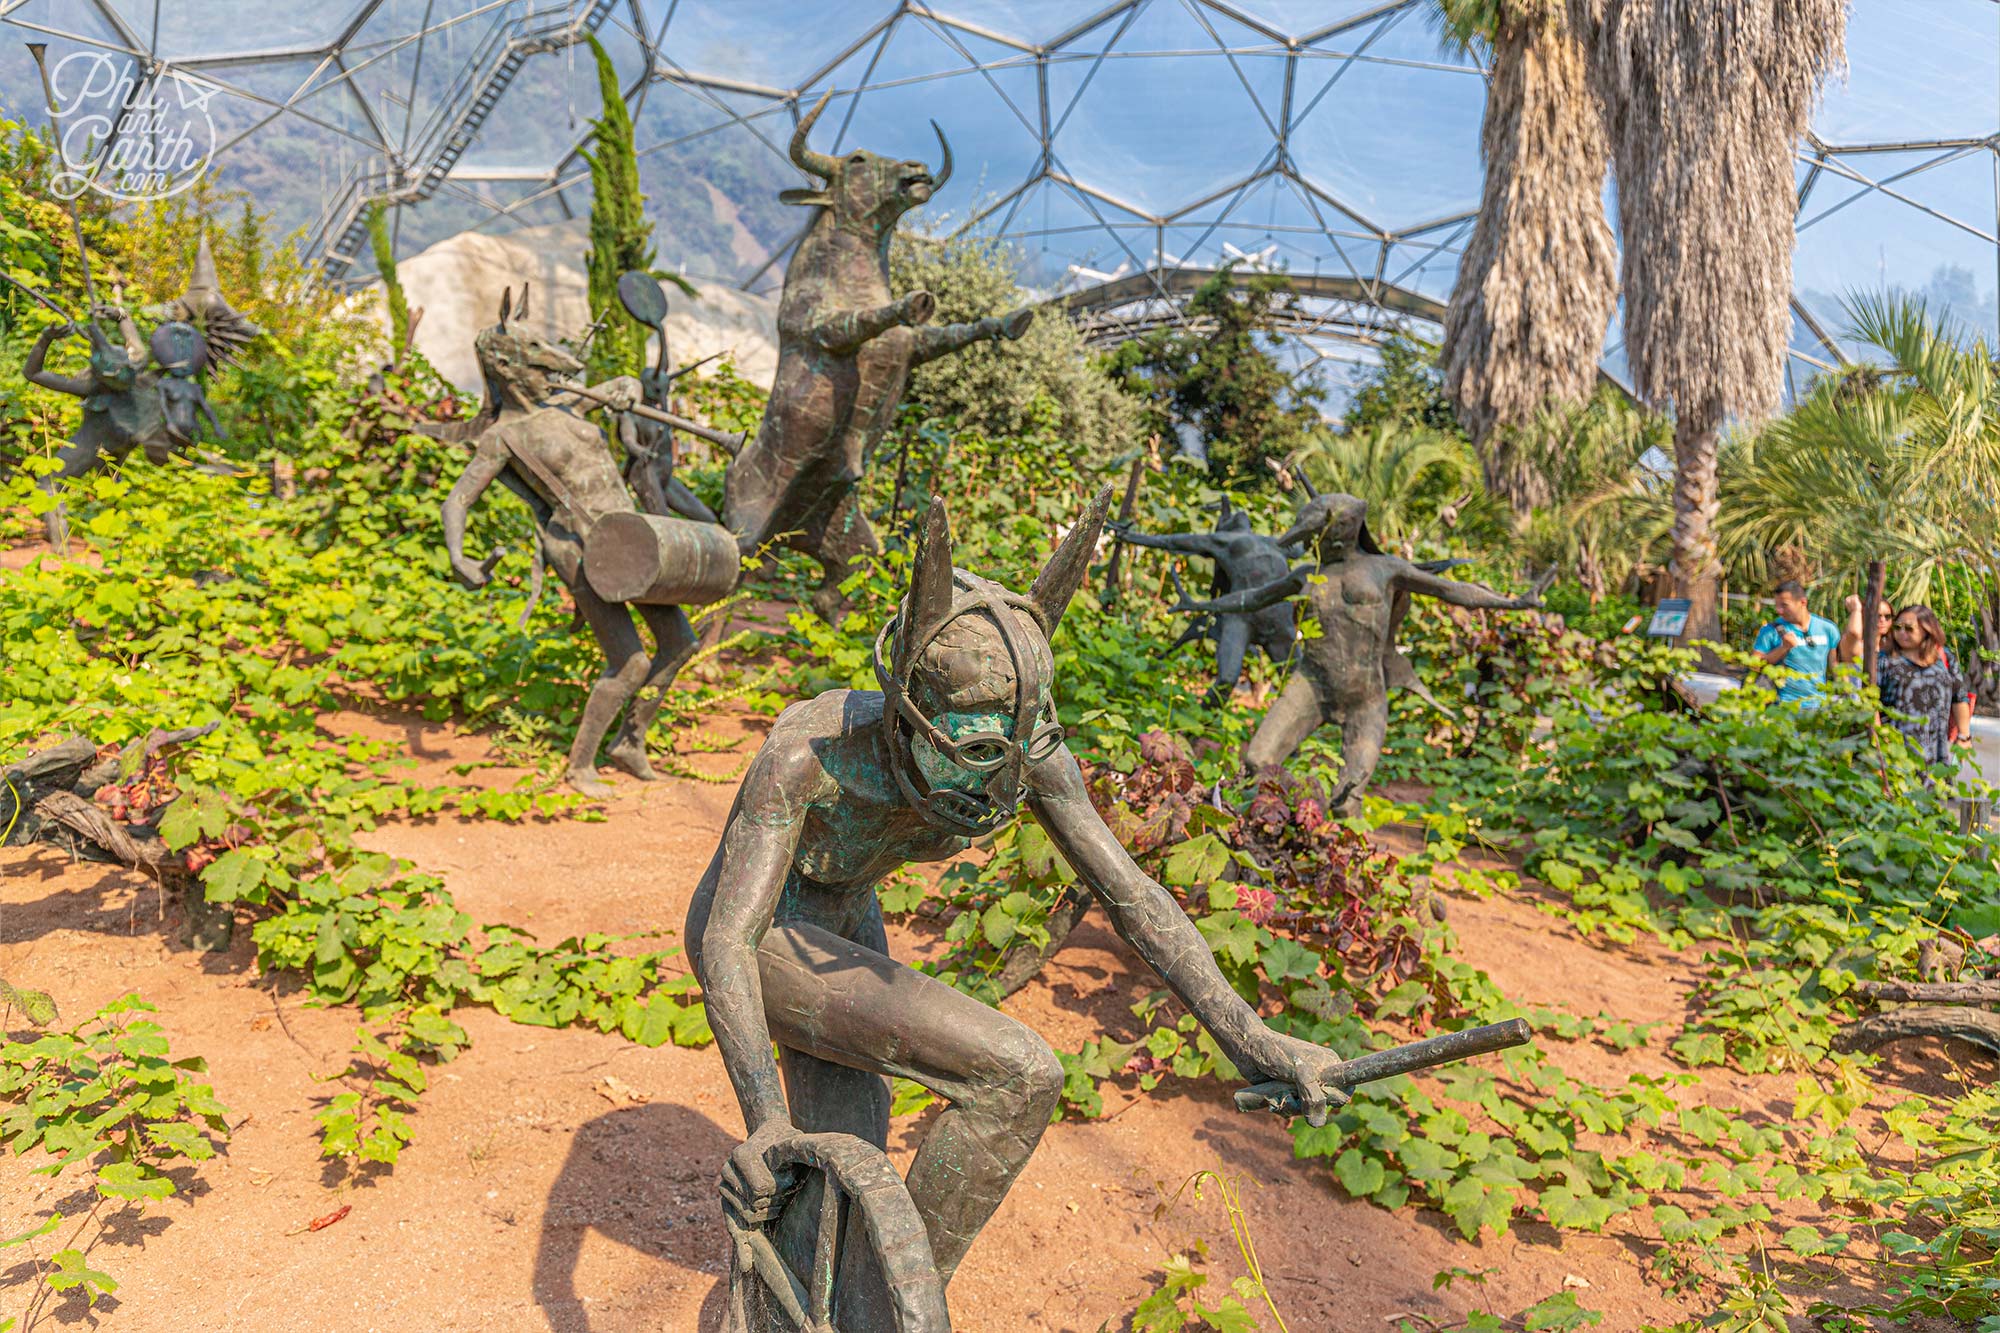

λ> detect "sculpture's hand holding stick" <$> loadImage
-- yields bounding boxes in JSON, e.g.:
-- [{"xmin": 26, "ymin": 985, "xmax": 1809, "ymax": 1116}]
[
  {"xmin": 1234, "ymin": 1018, "xmax": 1532, "ymax": 1122},
  {"xmin": 451, "ymin": 548, "xmax": 506, "ymax": 591},
  {"xmin": 553, "ymin": 378, "xmax": 746, "ymax": 456}
]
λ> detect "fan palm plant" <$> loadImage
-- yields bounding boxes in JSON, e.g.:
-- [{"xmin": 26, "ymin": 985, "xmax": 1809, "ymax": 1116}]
[
  {"xmin": 1722, "ymin": 293, "xmax": 2000, "ymax": 608},
  {"xmin": 1518, "ymin": 389, "xmax": 1673, "ymax": 601},
  {"xmin": 1295, "ymin": 422, "xmax": 1505, "ymax": 551}
]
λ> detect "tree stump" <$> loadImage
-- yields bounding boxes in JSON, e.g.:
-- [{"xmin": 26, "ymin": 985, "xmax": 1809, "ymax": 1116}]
[{"xmin": 2, "ymin": 726, "xmax": 231, "ymax": 951}]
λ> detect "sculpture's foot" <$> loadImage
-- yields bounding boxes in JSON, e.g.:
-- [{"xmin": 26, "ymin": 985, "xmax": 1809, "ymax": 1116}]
[
  {"xmin": 604, "ymin": 738, "xmax": 659, "ymax": 782},
  {"xmin": 566, "ymin": 765, "xmax": 616, "ymax": 799}
]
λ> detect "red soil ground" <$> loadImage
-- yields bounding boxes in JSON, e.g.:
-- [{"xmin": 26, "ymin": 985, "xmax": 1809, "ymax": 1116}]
[{"xmin": 2, "ymin": 710, "xmax": 1986, "ymax": 1331}]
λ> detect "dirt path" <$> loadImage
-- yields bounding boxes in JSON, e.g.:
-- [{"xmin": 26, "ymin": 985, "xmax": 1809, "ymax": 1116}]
[{"xmin": 4, "ymin": 708, "xmax": 1975, "ymax": 1331}]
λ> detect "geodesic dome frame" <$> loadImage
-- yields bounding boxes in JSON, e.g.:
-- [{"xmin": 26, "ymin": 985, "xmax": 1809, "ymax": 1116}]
[{"xmin": 2, "ymin": 0, "xmax": 1998, "ymax": 402}]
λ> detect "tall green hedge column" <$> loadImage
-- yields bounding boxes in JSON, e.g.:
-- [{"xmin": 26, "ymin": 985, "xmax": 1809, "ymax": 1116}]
[{"xmin": 582, "ymin": 34, "xmax": 653, "ymax": 383}]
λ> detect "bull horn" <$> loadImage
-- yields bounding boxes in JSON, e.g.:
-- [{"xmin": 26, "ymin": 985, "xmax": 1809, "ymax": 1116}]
[
  {"xmin": 498, "ymin": 285, "xmax": 512, "ymax": 330},
  {"xmin": 517, "ymin": 281, "xmax": 531, "ymax": 322},
  {"xmin": 789, "ymin": 91, "xmax": 841, "ymax": 180},
  {"xmin": 929, "ymin": 120, "xmax": 952, "ymax": 192}
]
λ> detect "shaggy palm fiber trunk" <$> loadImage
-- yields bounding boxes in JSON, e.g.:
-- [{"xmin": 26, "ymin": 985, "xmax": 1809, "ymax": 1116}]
[
  {"xmin": 1576, "ymin": 0, "xmax": 1847, "ymax": 644},
  {"xmin": 1442, "ymin": 2, "xmax": 1617, "ymax": 522}
]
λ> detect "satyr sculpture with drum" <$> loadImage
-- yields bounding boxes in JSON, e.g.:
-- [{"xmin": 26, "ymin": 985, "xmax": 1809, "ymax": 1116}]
[
  {"xmin": 688, "ymin": 489, "xmax": 1390, "ymax": 1330},
  {"xmin": 720, "ymin": 93, "xmax": 1035, "ymax": 619},
  {"xmin": 1110, "ymin": 498, "xmax": 1304, "ymax": 705},
  {"xmin": 1175, "ymin": 493, "xmax": 1539, "ymax": 813},
  {"xmin": 441, "ymin": 284, "xmax": 737, "ymax": 796}
]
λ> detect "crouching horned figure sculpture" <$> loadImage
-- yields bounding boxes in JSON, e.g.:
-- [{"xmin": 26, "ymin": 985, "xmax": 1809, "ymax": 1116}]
[
  {"xmin": 440, "ymin": 284, "xmax": 697, "ymax": 797},
  {"xmin": 689, "ymin": 488, "xmax": 1364, "ymax": 1330},
  {"xmin": 1176, "ymin": 493, "xmax": 1539, "ymax": 814},
  {"xmin": 721, "ymin": 92, "xmax": 1035, "ymax": 619}
]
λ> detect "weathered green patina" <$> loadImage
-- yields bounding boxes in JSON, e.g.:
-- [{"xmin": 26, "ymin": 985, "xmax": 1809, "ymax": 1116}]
[
  {"xmin": 1176, "ymin": 492, "xmax": 1541, "ymax": 812},
  {"xmin": 1110, "ymin": 497, "xmax": 1307, "ymax": 705},
  {"xmin": 24, "ymin": 305, "xmax": 172, "ymax": 549},
  {"xmin": 690, "ymin": 489, "xmax": 1376, "ymax": 1329}
]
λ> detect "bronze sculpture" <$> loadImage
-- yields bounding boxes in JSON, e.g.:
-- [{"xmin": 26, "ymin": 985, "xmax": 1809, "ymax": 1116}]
[
  {"xmin": 23, "ymin": 305, "xmax": 171, "ymax": 548},
  {"xmin": 1110, "ymin": 498, "xmax": 1304, "ymax": 705},
  {"xmin": 440, "ymin": 285, "xmax": 735, "ymax": 796},
  {"xmin": 150, "ymin": 321, "xmax": 228, "ymax": 453},
  {"xmin": 720, "ymin": 93, "xmax": 1034, "ymax": 619},
  {"xmin": 1176, "ymin": 493, "xmax": 1540, "ymax": 813},
  {"xmin": 146, "ymin": 232, "xmax": 266, "ymax": 371},
  {"xmin": 607, "ymin": 270, "xmax": 719, "ymax": 525},
  {"xmin": 689, "ymin": 488, "xmax": 1398, "ymax": 1329}
]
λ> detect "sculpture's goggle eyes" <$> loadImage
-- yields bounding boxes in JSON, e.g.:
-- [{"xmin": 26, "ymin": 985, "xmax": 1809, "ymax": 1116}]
[{"xmin": 932, "ymin": 719, "xmax": 1064, "ymax": 773}]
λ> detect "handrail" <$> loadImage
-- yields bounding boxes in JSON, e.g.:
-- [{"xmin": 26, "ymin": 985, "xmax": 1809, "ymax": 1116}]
[{"xmin": 305, "ymin": 0, "xmax": 619, "ymax": 283}]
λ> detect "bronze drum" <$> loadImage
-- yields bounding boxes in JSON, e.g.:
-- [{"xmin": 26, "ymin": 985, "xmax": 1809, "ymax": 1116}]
[{"xmin": 583, "ymin": 511, "xmax": 740, "ymax": 607}]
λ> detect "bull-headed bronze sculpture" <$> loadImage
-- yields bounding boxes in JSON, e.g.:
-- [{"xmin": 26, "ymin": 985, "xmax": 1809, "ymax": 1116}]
[{"xmin": 721, "ymin": 93, "xmax": 1034, "ymax": 621}]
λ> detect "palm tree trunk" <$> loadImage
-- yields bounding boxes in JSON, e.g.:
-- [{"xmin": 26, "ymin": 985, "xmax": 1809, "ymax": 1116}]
[
  {"xmin": 1669, "ymin": 407, "xmax": 1725, "ymax": 642},
  {"xmin": 1575, "ymin": 0, "xmax": 1846, "ymax": 649},
  {"xmin": 1442, "ymin": 4, "xmax": 1616, "ymax": 520}
]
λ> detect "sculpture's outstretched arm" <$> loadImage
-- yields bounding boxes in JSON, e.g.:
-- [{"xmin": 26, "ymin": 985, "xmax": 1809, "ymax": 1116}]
[
  {"xmin": 22, "ymin": 325, "xmax": 92, "ymax": 398},
  {"xmin": 1109, "ymin": 525, "xmax": 1221, "ymax": 556},
  {"xmin": 1177, "ymin": 566, "xmax": 1309, "ymax": 616},
  {"xmin": 908, "ymin": 307, "xmax": 1033, "ymax": 367},
  {"xmin": 786, "ymin": 290, "xmax": 935, "ymax": 356},
  {"xmin": 697, "ymin": 763, "xmax": 817, "ymax": 1137},
  {"xmin": 1030, "ymin": 752, "xmax": 1349, "ymax": 1125},
  {"xmin": 1395, "ymin": 562, "xmax": 1536, "ymax": 612},
  {"xmin": 114, "ymin": 311, "xmax": 144, "ymax": 365},
  {"xmin": 441, "ymin": 436, "xmax": 511, "ymax": 588}
]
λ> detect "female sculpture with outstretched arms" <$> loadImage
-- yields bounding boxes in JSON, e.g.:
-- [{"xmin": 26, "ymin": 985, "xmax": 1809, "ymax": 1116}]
[{"xmin": 1176, "ymin": 492, "xmax": 1540, "ymax": 813}]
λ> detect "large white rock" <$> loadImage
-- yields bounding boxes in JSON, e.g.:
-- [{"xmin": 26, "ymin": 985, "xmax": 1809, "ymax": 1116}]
[{"xmin": 362, "ymin": 218, "xmax": 778, "ymax": 392}]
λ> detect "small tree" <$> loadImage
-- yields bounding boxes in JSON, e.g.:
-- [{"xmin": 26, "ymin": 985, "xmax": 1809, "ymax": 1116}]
[
  {"xmin": 581, "ymin": 34, "xmax": 652, "ymax": 383},
  {"xmin": 1105, "ymin": 262, "xmax": 1325, "ymax": 482}
]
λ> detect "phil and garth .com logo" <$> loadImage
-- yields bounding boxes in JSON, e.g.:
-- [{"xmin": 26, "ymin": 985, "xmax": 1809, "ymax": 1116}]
[{"xmin": 29, "ymin": 42, "xmax": 218, "ymax": 202}]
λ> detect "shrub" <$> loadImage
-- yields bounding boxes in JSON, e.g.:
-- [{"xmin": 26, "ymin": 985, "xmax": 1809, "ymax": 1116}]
[{"xmin": 891, "ymin": 230, "xmax": 1139, "ymax": 462}]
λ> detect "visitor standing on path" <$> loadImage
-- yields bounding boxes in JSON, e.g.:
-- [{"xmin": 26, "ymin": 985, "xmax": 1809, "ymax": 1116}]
[
  {"xmin": 1842, "ymin": 601, "xmax": 1971, "ymax": 765},
  {"xmin": 1750, "ymin": 580, "xmax": 1841, "ymax": 706},
  {"xmin": 1840, "ymin": 595, "xmax": 1976, "ymax": 746}
]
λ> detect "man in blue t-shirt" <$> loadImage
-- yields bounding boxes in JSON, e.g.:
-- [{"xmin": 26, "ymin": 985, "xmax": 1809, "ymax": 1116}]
[{"xmin": 1751, "ymin": 580, "xmax": 1841, "ymax": 705}]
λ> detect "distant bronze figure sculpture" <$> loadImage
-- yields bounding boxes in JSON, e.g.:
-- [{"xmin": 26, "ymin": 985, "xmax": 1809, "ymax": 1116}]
[
  {"xmin": 146, "ymin": 231, "xmax": 266, "ymax": 370},
  {"xmin": 721, "ymin": 93, "xmax": 1034, "ymax": 619},
  {"xmin": 1176, "ymin": 493, "xmax": 1539, "ymax": 814},
  {"xmin": 685, "ymin": 489, "xmax": 1535, "ymax": 1330},
  {"xmin": 611, "ymin": 270, "xmax": 718, "ymax": 525},
  {"xmin": 23, "ymin": 304, "xmax": 172, "ymax": 549},
  {"xmin": 1110, "ymin": 497, "xmax": 1304, "ymax": 705},
  {"xmin": 441, "ymin": 284, "xmax": 737, "ymax": 796},
  {"xmin": 149, "ymin": 321, "xmax": 228, "ymax": 453}
]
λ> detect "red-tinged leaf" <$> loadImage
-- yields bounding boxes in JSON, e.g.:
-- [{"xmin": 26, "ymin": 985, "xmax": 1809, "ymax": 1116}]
[{"xmin": 306, "ymin": 1204, "xmax": 351, "ymax": 1233}]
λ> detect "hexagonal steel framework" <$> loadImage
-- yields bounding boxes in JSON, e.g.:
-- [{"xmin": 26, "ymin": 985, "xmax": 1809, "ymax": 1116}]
[{"xmin": 3, "ymin": 0, "xmax": 1998, "ymax": 400}]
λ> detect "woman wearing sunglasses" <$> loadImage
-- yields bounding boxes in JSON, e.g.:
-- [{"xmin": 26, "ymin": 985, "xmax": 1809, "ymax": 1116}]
[{"xmin": 1868, "ymin": 603, "xmax": 1972, "ymax": 766}]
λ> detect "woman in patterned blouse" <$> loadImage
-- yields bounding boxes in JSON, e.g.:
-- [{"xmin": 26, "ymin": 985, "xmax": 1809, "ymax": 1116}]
[{"xmin": 1872, "ymin": 605, "xmax": 1972, "ymax": 766}]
